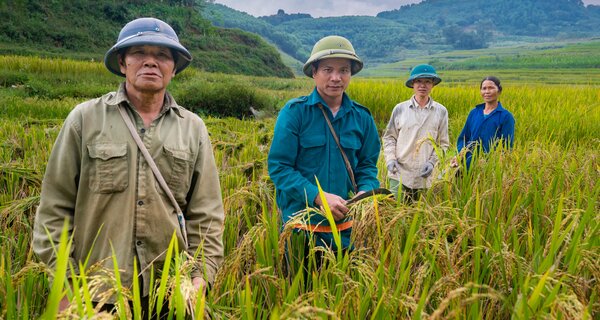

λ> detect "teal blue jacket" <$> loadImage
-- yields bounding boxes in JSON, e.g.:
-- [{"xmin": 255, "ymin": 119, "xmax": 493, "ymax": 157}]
[{"xmin": 268, "ymin": 88, "xmax": 381, "ymax": 226}]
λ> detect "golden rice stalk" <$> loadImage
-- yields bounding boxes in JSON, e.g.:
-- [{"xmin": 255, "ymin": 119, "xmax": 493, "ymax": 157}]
[{"xmin": 428, "ymin": 283, "xmax": 503, "ymax": 320}]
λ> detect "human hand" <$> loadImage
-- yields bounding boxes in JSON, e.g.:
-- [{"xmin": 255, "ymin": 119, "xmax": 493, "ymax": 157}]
[
  {"xmin": 420, "ymin": 161, "xmax": 434, "ymax": 178},
  {"xmin": 314, "ymin": 192, "xmax": 348, "ymax": 221},
  {"xmin": 450, "ymin": 157, "xmax": 458, "ymax": 168},
  {"xmin": 386, "ymin": 159, "xmax": 401, "ymax": 174},
  {"xmin": 59, "ymin": 295, "xmax": 70, "ymax": 312},
  {"xmin": 192, "ymin": 277, "xmax": 207, "ymax": 295},
  {"xmin": 58, "ymin": 279, "xmax": 73, "ymax": 312}
]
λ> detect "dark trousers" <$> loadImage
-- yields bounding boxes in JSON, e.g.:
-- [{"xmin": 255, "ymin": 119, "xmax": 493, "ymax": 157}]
[
  {"xmin": 284, "ymin": 228, "xmax": 352, "ymax": 286},
  {"xmin": 389, "ymin": 178, "xmax": 423, "ymax": 204},
  {"xmin": 401, "ymin": 184, "xmax": 422, "ymax": 204},
  {"xmin": 97, "ymin": 286, "xmax": 170, "ymax": 319}
]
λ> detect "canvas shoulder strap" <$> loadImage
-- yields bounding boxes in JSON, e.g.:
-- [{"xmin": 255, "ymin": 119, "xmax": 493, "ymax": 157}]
[
  {"xmin": 316, "ymin": 103, "xmax": 358, "ymax": 193},
  {"xmin": 117, "ymin": 104, "xmax": 188, "ymax": 247}
]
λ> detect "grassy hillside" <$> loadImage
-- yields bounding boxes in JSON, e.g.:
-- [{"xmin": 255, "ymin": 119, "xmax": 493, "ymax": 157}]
[
  {"xmin": 0, "ymin": 0, "xmax": 293, "ymax": 78},
  {"xmin": 202, "ymin": 3, "xmax": 310, "ymax": 63}
]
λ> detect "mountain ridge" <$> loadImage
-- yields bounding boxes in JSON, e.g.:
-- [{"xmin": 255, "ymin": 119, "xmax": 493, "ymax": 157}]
[{"xmin": 204, "ymin": 0, "xmax": 600, "ymax": 69}]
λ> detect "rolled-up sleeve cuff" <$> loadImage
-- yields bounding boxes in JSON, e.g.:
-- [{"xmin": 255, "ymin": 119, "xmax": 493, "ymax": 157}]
[{"xmin": 305, "ymin": 185, "xmax": 319, "ymax": 207}]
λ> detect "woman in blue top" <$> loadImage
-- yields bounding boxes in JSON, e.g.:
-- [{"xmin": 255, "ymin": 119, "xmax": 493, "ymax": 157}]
[{"xmin": 451, "ymin": 76, "xmax": 515, "ymax": 169}]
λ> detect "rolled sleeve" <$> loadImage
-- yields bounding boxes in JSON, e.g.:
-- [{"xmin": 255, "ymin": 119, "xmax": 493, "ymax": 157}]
[
  {"xmin": 355, "ymin": 115, "xmax": 381, "ymax": 191},
  {"xmin": 457, "ymin": 111, "xmax": 473, "ymax": 152},
  {"xmin": 268, "ymin": 107, "xmax": 319, "ymax": 209},
  {"xmin": 185, "ymin": 121, "xmax": 224, "ymax": 285},
  {"xmin": 382, "ymin": 106, "xmax": 400, "ymax": 164},
  {"xmin": 32, "ymin": 113, "xmax": 82, "ymax": 277},
  {"xmin": 500, "ymin": 114, "xmax": 515, "ymax": 149},
  {"xmin": 429, "ymin": 108, "xmax": 449, "ymax": 165}
]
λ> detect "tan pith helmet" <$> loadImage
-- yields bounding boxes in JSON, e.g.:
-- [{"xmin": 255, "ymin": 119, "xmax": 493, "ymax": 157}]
[
  {"xmin": 302, "ymin": 35, "xmax": 363, "ymax": 77},
  {"xmin": 104, "ymin": 17, "xmax": 192, "ymax": 77}
]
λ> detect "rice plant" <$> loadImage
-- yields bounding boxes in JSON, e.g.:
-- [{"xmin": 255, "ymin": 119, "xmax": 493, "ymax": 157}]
[{"xmin": 0, "ymin": 55, "xmax": 598, "ymax": 319}]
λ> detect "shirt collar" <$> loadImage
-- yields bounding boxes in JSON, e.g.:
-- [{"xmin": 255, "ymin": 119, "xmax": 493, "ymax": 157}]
[
  {"xmin": 410, "ymin": 95, "xmax": 433, "ymax": 109},
  {"xmin": 307, "ymin": 87, "xmax": 353, "ymax": 114},
  {"xmin": 476, "ymin": 101, "xmax": 505, "ymax": 115},
  {"xmin": 106, "ymin": 83, "xmax": 183, "ymax": 118}
]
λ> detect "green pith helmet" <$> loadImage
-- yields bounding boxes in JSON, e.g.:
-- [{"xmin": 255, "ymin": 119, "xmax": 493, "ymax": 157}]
[
  {"xmin": 302, "ymin": 35, "xmax": 363, "ymax": 77},
  {"xmin": 104, "ymin": 17, "xmax": 192, "ymax": 77},
  {"xmin": 405, "ymin": 64, "xmax": 442, "ymax": 88}
]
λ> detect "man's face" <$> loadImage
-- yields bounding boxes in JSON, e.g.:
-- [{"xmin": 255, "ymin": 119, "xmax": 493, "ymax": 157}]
[
  {"xmin": 312, "ymin": 58, "xmax": 352, "ymax": 102},
  {"xmin": 412, "ymin": 78, "xmax": 434, "ymax": 99},
  {"xmin": 119, "ymin": 45, "xmax": 176, "ymax": 95}
]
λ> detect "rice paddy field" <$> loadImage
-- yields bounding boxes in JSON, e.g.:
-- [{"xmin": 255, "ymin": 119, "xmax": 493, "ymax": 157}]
[{"xmin": 0, "ymin": 55, "xmax": 599, "ymax": 319}]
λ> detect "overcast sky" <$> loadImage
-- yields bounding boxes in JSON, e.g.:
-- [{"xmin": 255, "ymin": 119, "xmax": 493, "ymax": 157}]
[{"xmin": 214, "ymin": 0, "xmax": 600, "ymax": 18}]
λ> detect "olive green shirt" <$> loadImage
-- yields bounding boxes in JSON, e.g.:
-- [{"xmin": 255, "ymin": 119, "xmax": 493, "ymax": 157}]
[{"xmin": 33, "ymin": 83, "xmax": 224, "ymax": 297}]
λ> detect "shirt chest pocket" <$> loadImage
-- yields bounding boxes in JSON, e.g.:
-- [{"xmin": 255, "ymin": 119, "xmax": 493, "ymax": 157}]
[
  {"xmin": 298, "ymin": 134, "xmax": 326, "ymax": 169},
  {"xmin": 340, "ymin": 135, "xmax": 361, "ymax": 166},
  {"xmin": 87, "ymin": 143, "xmax": 129, "ymax": 193},
  {"xmin": 160, "ymin": 146, "xmax": 194, "ymax": 201},
  {"xmin": 397, "ymin": 116, "xmax": 419, "ymax": 134}
]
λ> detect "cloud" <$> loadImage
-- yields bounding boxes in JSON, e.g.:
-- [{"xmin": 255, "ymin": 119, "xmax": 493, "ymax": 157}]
[
  {"xmin": 214, "ymin": 0, "xmax": 421, "ymax": 17},
  {"xmin": 215, "ymin": 0, "xmax": 600, "ymax": 17}
]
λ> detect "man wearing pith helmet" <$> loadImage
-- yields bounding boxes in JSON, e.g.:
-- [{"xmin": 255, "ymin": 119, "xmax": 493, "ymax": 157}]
[
  {"xmin": 33, "ymin": 17, "xmax": 224, "ymax": 315},
  {"xmin": 382, "ymin": 64, "xmax": 449, "ymax": 203},
  {"xmin": 268, "ymin": 36, "xmax": 381, "ymax": 271}
]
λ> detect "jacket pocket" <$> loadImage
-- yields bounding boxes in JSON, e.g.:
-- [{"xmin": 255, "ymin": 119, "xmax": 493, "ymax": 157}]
[
  {"xmin": 340, "ymin": 135, "xmax": 361, "ymax": 166},
  {"xmin": 298, "ymin": 134, "xmax": 326, "ymax": 169},
  {"xmin": 162, "ymin": 146, "xmax": 193, "ymax": 201},
  {"xmin": 87, "ymin": 143, "xmax": 129, "ymax": 193}
]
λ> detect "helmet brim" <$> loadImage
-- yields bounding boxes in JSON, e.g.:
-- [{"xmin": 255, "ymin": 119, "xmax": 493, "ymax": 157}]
[
  {"xmin": 104, "ymin": 33, "xmax": 192, "ymax": 77},
  {"xmin": 302, "ymin": 49, "xmax": 363, "ymax": 77},
  {"xmin": 405, "ymin": 73, "xmax": 442, "ymax": 88}
]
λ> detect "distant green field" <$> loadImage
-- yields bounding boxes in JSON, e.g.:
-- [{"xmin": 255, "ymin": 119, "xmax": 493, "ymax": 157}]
[
  {"xmin": 362, "ymin": 39, "xmax": 600, "ymax": 82},
  {"xmin": 358, "ymin": 68, "xmax": 600, "ymax": 86}
]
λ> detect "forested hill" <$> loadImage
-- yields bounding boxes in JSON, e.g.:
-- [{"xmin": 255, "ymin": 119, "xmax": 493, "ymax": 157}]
[
  {"xmin": 377, "ymin": 0, "xmax": 600, "ymax": 37},
  {"xmin": 203, "ymin": 0, "xmax": 600, "ymax": 66},
  {"xmin": 0, "ymin": 0, "xmax": 294, "ymax": 78}
]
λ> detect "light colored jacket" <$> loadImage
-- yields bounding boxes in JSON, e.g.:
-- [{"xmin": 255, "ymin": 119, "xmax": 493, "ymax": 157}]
[
  {"xmin": 382, "ymin": 96, "xmax": 449, "ymax": 189},
  {"xmin": 32, "ymin": 83, "xmax": 224, "ymax": 298}
]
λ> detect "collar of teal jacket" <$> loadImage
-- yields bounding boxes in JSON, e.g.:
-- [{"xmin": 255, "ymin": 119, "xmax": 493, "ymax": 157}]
[{"xmin": 305, "ymin": 87, "xmax": 359, "ymax": 120}]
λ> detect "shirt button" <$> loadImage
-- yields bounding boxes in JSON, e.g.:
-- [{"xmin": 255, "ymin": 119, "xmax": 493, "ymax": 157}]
[
  {"xmin": 137, "ymin": 200, "xmax": 144, "ymax": 206},
  {"xmin": 136, "ymin": 240, "xmax": 143, "ymax": 246},
  {"xmin": 141, "ymin": 128, "xmax": 146, "ymax": 134}
]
